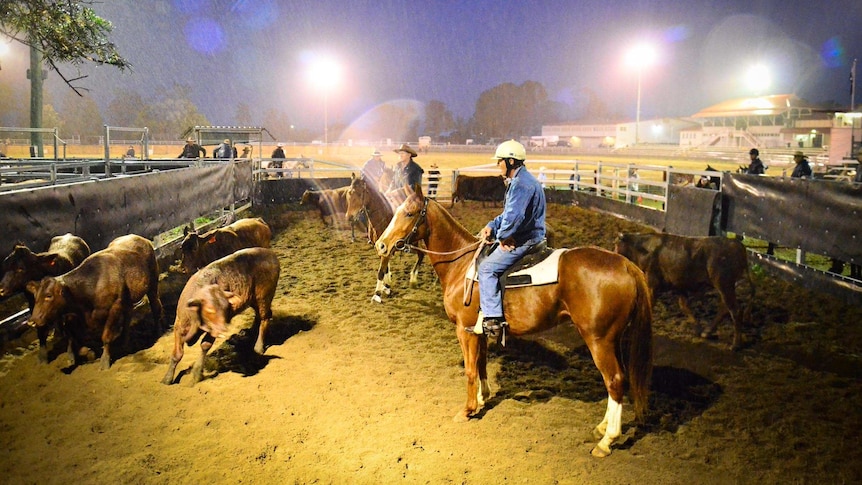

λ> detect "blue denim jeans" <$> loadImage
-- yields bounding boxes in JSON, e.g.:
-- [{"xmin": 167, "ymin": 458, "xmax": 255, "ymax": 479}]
[{"xmin": 477, "ymin": 242, "xmax": 536, "ymax": 319}]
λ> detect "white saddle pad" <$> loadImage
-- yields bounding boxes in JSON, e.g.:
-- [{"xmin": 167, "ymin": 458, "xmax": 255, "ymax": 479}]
[{"xmin": 465, "ymin": 248, "xmax": 565, "ymax": 288}]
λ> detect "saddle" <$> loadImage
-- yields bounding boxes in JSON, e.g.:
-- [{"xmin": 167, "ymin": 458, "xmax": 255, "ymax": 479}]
[{"xmin": 465, "ymin": 240, "xmax": 564, "ymax": 288}]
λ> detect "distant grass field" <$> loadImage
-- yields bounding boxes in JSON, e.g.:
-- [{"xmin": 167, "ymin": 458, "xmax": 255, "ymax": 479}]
[{"xmin": 14, "ymin": 143, "xmax": 744, "ymax": 176}]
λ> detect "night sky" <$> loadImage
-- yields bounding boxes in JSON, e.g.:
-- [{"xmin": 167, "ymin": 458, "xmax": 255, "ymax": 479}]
[{"xmin": 2, "ymin": 0, "xmax": 861, "ymax": 131}]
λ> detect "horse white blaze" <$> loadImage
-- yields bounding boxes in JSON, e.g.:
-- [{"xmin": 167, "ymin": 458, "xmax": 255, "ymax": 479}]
[{"xmin": 375, "ymin": 206, "xmax": 403, "ymax": 257}]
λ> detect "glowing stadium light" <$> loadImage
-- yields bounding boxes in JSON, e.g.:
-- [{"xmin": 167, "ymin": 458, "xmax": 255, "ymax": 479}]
[
  {"xmin": 625, "ymin": 44, "xmax": 658, "ymax": 145},
  {"xmin": 307, "ymin": 56, "xmax": 342, "ymax": 145},
  {"xmin": 746, "ymin": 64, "xmax": 772, "ymax": 95}
]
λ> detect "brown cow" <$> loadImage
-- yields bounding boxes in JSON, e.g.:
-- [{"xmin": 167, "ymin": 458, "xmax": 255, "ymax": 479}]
[
  {"xmin": 614, "ymin": 232, "xmax": 753, "ymax": 350},
  {"xmin": 162, "ymin": 247, "xmax": 280, "ymax": 385},
  {"xmin": 300, "ymin": 187, "xmax": 351, "ymax": 224},
  {"xmin": 0, "ymin": 234, "xmax": 91, "ymax": 362},
  {"xmin": 180, "ymin": 217, "xmax": 272, "ymax": 274},
  {"xmin": 25, "ymin": 234, "xmax": 164, "ymax": 369},
  {"xmin": 450, "ymin": 174, "xmax": 506, "ymax": 207},
  {"xmin": 301, "ymin": 186, "xmax": 368, "ymax": 240}
]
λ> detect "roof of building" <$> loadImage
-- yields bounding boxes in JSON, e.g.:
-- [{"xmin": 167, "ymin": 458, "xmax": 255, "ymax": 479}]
[{"xmin": 690, "ymin": 94, "xmax": 819, "ymax": 118}]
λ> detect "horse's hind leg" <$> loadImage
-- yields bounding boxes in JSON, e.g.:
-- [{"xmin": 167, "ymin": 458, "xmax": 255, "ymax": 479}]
[{"xmin": 586, "ymin": 340, "xmax": 625, "ymax": 457}]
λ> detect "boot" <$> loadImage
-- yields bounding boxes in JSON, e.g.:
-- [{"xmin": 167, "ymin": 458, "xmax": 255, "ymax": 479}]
[{"xmin": 479, "ymin": 318, "xmax": 508, "ymax": 346}]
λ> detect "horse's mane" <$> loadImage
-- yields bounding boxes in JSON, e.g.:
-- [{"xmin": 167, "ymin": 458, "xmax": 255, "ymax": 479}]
[
  {"xmin": 355, "ymin": 178, "xmax": 395, "ymax": 239},
  {"xmin": 425, "ymin": 198, "xmax": 478, "ymax": 246}
]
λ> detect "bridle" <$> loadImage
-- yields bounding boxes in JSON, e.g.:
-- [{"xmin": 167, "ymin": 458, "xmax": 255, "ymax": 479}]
[
  {"xmin": 393, "ymin": 197, "xmax": 482, "ymax": 258},
  {"xmin": 392, "ymin": 197, "xmax": 429, "ymax": 253}
]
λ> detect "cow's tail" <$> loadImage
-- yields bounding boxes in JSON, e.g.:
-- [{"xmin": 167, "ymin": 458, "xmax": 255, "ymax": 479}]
[{"xmin": 622, "ymin": 260, "xmax": 653, "ymax": 422}]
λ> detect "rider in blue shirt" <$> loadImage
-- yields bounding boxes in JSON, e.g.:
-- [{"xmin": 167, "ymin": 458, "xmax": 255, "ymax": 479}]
[{"xmin": 475, "ymin": 139, "xmax": 547, "ymax": 342}]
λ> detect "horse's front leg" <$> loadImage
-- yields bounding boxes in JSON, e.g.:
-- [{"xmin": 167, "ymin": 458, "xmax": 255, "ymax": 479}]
[
  {"xmin": 371, "ymin": 256, "xmax": 391, "ymax": 303},
  {"xmin": 454, "ymin": 325, "xmax": 482, "ymax": 422},
  {"xmin": 408, "ymin": 251, "xmax": 424, "ymax": 288}
]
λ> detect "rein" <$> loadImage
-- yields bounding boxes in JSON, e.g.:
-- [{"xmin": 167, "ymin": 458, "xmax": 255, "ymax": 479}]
[
  {"xmin": 403, "ymin": 240, "xmax": 481, "ymax": 257},
  {"xmin": 462, "ymin": 239, "xmax": 487, "ymax": 306},
  {"xmin": 396, "ymin": 197, "xmax": 481, "ymax": 257}
]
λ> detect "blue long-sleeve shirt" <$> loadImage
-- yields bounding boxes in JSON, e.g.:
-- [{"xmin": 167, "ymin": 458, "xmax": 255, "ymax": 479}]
[{"xmin": 488, "ymin": 166, "xmax": 546, "ymax": 246}]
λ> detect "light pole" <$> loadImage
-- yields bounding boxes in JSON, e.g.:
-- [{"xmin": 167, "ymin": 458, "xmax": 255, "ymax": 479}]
[
  {"xmin": 307, "ymin": 56, "xmax": 340, "ymax": 146},
  {"xmin": 626, "ymin": 44, "xmax": 656, "ymax": 146}
]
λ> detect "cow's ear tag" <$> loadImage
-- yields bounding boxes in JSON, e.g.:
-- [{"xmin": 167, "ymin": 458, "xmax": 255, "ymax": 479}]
[{"xmin": 207, "ymin": 235, "xmax": 217, "ymax": 244}]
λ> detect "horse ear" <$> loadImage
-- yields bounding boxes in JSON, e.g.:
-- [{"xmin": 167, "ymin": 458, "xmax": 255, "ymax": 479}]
[
  {"xmin": 351, "ymin": 172, "xmax": 356, "ymax": 181},
  {"xmin": 412, "ymin": 183, "xmax": 424, "ymax": 198}
]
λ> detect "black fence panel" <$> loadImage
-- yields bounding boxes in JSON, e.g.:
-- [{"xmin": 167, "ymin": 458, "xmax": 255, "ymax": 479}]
[
  {"xmin": 0, "ymin": 161, "xmax": 251, "ymax": 253},
  {"xmin": 665, "ymin": 185, "xmax": 721, "ymax": 236},
  {"xmin": 724, "ymin": 174, "xmax": 862, "ymax": 264}
]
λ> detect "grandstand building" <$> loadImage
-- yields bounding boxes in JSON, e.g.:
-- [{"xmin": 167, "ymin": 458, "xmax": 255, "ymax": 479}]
[{"xmin": 543, "ymin": 94, "xmax": 860, "ymax": 165}]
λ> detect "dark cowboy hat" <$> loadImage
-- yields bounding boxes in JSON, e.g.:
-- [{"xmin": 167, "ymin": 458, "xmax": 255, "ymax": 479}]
[
  {"xmin": 793, "ymin": 150, "xmax": 807, "ymax": 159},
  {"xmin": 394, "ymin": 144, "xmax": 418, "ymax": 157}
]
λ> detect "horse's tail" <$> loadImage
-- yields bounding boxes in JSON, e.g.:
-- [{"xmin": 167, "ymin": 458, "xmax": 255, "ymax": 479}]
[{"xmin": 623, "ymin": 260, "xmax": 653, "ymax": 422}]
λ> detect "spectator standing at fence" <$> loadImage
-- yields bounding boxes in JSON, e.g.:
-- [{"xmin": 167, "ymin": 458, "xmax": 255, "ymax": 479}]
[
  {"xmin": 769, "ymin": 151, "xmax": 813, "ymax": 256},
  {"xmin": 746, "ymin": 148, "xmax": 765, "ymax": 174},
  {"xmin": 215, "ymin": 139, "xmax": 233, "ymax": 159},
  {"xmin": 361, "ymin": 150, "xmax": 387, "ymax": 191},
  {"xmin": 387, "ymin": 144, "xmax": 423, "ymax": 204},
  {"xmin": 538, "ymin": 166, "xmax": 548, "ymax": 188},
  {"xmin": 125, "ymin": 145, "xmax": 135, "ymax": 159},
  {"xmin": 178, "ymin": 137, "xmax": 206, "ymax": 159},
  {"xmin": 240, "ymin": 145, "xmax": 252, "ymax": 159},
  {"xmin": 427, "ymin": 163, "xmax": 441, "ymax": 199},
  {"xmin": 271, "ymin": 143, "xmax": 286, "ymax": 178},
  {"xmin": 790, "ymin": 151, "xmax": 812, "ymax": 178},
  {"xmin": 569, "ymin": 166, "xmax": 580, "ymax": 191},
  {"xmin": 629, "ymin": 167, "xmax": 643, "ymax": 203}
]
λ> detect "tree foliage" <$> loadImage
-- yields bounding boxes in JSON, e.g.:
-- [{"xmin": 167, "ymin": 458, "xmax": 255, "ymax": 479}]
[
  {"xmin": 423, "ymin": 100, "xmax": 455, "ymax": 138},
  {"xmin": 0, "ymin": 0, "xmax": 130, "ymax": 93},
  {"xmin": 136, "ymin": 85, "xmax": 209, "ymax": 140},
  {"xmin": 59, "ymin": 88, "xmax": 103, "ymax": 139},
  {"xmin": 472, "ymin": 81, "xmax": 554, "ymax": 140},
  {"xmin": 105, "ymin": 89, "xmax": 146, "ymax": 127}
]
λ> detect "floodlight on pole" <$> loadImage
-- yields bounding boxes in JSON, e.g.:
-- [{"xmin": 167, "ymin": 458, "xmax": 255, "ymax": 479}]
[
  {"xmin": 625, "ymin": 44, "xmax": 657, "ymax": 146},
  {"xmin": 746, "ymin": 63, "xmax": 772, "ymax": 95},
  {"xmin": 307, "ymin": 56, "xmax": 341, "ymax": 146}
]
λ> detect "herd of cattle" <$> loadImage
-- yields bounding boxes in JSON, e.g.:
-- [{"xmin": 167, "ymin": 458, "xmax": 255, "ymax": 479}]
[
  {"xmin": 0, "ymin": 217, "xmax": 276, "ymax": 384},
  {"xmin": 0, "ymin": 190, "xmax": 756, "ymax": 383}
]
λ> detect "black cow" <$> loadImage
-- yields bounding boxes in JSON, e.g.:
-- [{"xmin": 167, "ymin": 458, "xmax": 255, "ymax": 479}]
[
  {"xmin": 450, "ymin": 174, "xmax": 506, "ymax": 207},
  {"xmin": 615, "ymin": 232, "xmax": 753, "ymax": 350}
]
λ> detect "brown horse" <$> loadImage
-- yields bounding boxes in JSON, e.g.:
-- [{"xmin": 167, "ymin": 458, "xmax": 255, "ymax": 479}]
[
  {"xmin": 374, "ymin": 187, "xmax": 653, "ymax": 457},
  {"xmin": 345, "ymin": 173, "xmax": 424, "ymax": 303}
]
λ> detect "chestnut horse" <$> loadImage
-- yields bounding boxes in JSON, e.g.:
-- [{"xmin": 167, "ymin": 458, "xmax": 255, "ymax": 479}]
[
  {"xmin": 345, "ymin": 173, "xmax": 424, "ymax": 303},
  {"xmin": 375, "ymin": 187, "xmax": 653, "ymax": 457}
]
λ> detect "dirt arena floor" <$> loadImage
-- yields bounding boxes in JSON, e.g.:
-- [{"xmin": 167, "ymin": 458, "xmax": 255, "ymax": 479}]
[{"xmin": 1, "ymin": 202, "xmax": 861, "ymax": 484}]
